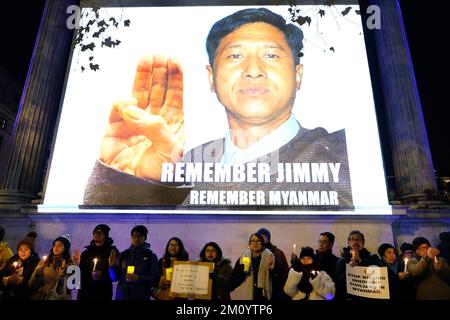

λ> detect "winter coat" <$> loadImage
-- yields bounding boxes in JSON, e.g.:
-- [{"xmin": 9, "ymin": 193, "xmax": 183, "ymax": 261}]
[
  {"xmin": 316, "ymin": 249, "xmax": 339, "ymax": 279},
  {"xmin": 284, "ymin": 269, "xmax": 335, "ymax": 300},
  {"xmin": 0, "ymin": 253, "xmax": 40, "ymax": 300},
  {"xmin": 407, "ymin": 254, "xmax": 450, "ymax": 300},
  {"xmin": 197, "ymin": 257, "xmax": 233, "ymax": 301},
  {"xmin": 438, "ymin": 232, "xmax": 450, "ymax": 264},
  {"xmin": 77, "ymin": 238, "xmax": 119, "ymax": 300},
  {"xmin": 266, "ymin": 243, "xmax": 290, "ymax": 300},
  {"xmin": 379, "ymin": 258, "xmax": 415, "ymax": 300},
  {"xmin": 334, "ymin": 247, "xmax": 380, "ymax": 300},
  {"xmin": 28, "ymin": 257, "xmax": 74, "ymax": 300},
  {"xmin": 0, "ymin": 242, "xmax": 13, "ymax": 272},
  {"xmin": 109, "ymin": 242, "xmax": 159, "ymax": 300}
]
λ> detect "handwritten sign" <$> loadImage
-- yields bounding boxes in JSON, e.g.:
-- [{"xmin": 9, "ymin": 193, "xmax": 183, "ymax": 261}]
[
  {"xmin": 170, "ymin": 261, "xmax": 213, "ymax": 300},
  {"xmin": 346, "ymin": 264, "xmax": 390, "ymax": 299}
]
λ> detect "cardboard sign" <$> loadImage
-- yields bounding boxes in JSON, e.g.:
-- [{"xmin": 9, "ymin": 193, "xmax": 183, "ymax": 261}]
[
  {"xmin": 346, "ymin": 264, "xmax": 390, "ymax": 299},
  {"xmin": 170, "ymin": 261, "xmax": 213, "ymax": 300}
]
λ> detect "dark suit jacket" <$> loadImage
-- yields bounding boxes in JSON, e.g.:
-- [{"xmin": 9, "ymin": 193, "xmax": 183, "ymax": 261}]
[{"xmin": 83, "ymin": 125, "xmax": 353, "ymax": 209}]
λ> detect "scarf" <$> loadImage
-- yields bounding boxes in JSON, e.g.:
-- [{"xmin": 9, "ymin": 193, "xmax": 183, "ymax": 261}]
[
  {"xmin": 234, "ymin": 248, "xmax": 273, "ymax": 300},
  {"xmin": 297, "ymin": 264, "xmax": 314, "ymax": 295}
]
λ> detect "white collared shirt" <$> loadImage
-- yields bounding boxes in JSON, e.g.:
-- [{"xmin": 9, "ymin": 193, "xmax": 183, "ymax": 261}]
[{"xmin": 221, "ymin": 114, "xmax": 300, "ymax": 164}]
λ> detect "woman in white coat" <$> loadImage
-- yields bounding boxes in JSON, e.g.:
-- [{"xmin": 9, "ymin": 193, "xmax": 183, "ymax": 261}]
[{"xmin": 284, "ymin": 247, "xmax": 335, "ymax": 300}]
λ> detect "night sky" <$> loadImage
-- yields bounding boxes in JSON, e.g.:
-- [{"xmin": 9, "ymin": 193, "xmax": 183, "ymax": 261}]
[{"xmin": 0, "ymin": 1, "xmax": 448, "ymax": 177}]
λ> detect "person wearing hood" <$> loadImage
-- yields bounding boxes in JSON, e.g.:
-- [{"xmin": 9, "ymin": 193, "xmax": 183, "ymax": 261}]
[
  {"xmin": 77, "ymin": 224, "xmax": 119, "ymax": 300},
  {"xmin": 284, "ymin": 247, "xmax": 335, "ymax": 300},
  {"xmin": 197, "ymin": 242, "xmax": 232, "ymax": 301},
  {"xmin": 256, "ymin": 228, "xmax": 289, "ymax": 300},
  {"xmin": 334, "ymin": 230, "xmax": 379, "ymax": 300},
  {"xmin": 29, "ymin": 233, "xmax": 75, "ymax": 300},
  {"xmin": 377, "ymin": 243, "xmax": 415, "ymax": 300},
  {"xmin": 154, "ymin": 237, "xmax": 189, "ymax": 300},
  {"xmin": 108, "ymin": 225, "xmax": 159, "ymax": 300},
  {"xmin": 407, "ymin": 236, "xmax": 450, "ymax": 300},
  {"xmin": 0, "ymin": 232, "xmax": 40, "ymax": 300}
]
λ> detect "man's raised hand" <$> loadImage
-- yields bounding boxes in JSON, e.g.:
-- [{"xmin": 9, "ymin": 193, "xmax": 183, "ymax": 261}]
[{"xmin": 100, "ymin": 55, "xmax": 184, "ymax": 181}]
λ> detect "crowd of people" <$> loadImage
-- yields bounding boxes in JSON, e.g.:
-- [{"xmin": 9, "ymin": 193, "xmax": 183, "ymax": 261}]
[{"xmin": 0, "ymin": 224, "xmax": 449, "ymax": 301}]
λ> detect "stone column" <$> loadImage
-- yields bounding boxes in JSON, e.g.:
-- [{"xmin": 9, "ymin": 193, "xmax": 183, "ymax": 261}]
[
  {"xmin": 0, "ymin": 0, "xmax": 80, "ymax": 204},
  {"xmin": 368, "ymin": 0, "xmax": 438, "ymax": 202}
]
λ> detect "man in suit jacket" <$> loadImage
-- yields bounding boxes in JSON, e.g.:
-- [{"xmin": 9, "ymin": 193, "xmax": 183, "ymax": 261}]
[{"xmin": 83, "ymin": 8, "xmax": 353, "ymax": 208}]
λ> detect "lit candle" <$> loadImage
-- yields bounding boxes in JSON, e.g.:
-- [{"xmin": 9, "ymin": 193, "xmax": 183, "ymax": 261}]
[
  {"xmin": 12, "ymin": 261, "xmax": 18, "ymax": 269},
  {"xmin": 165, "ymin": 268, "xmax": 173, "ymax": 281},
  {"xmin": 242, "ymin": 257, "xmax": 250, "ymax": 272},
  {"xmin": 93, "ymin": 258, "xmax": 98, "ymax": 272},
  {"xmin": 403, "ymin": 258, "xmax": 408, "ymax": 273},
  {"xmin": 434, "ymin": 256, "xmax": 438, "ymax": 263},
  {"xmin": 42, "ymin": 255, "xmax": 47, "ymax": 261},
  {"xmin": 127, "ymin": 266, "xmax": 135, "ymax": 274},
  {"xmin": 311, "ymin": 270, "xmax": 317, "ymax": 276},
  {"xmin": 293, "ymin": 243, "xmax": 297, "ymax": 253}
]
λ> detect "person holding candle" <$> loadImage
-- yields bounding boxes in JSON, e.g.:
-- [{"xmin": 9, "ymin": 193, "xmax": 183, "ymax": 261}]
[
  {"xmin": 377, "ymin": 243, "xmax": 415, "ymax": 300},
  {"xmin": 77, "ymin": 224, "xmax": 119, "ymax": 300},
  {"xmin": 197, "ymin": 241, "xmax": 232, "ymax": 301},
  {"xmin": 108, "ymin": 225, "xmax": 159, "ymax": 300},
  {"xmin": 154, "ymin": 237, "xmax": 189, "ymax": 300},
  {"xmin": 284, "ymin": 247, "xmax": 335, "ymax": 300},
  {"xmin": 334, "ymin": 230, "xmax": 379, "ymax": 300},
  {"xmin": 256, "ymin": 228, "xmax": 289, "ymax": 300},
  {"xmin": 0, "ymin": 232, "xmax": 40, "ymax": 300},
  {"xmin": 229, "ymin": 233, "xmax": 275, "ymax": 300},
  {"xmin": 29, "ymin": 234, "xmax": 74, "ymax": 300},
  {"xmin": 407, "ymin": 236, "xmax": 450, "ymax": 300}
]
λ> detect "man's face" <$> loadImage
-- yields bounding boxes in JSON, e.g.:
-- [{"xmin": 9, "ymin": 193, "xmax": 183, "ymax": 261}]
[
  {"xmin": 131, "ymin": 232, "xmax": 145, "ymax": 247},
  {"xmin": 348, "ymin": 234, "xmax": 364, "ymax": 251},
  {"xmin": 93, "ymin": 230, "xmax": 106, "ymax": 246},
  {"xmin": 415, "ymin": 244, "xmax": 429, "ymax": 258},
  {"xmin": 207, "ymin": 22, "xmax": 303, "ymax": 130},
  {"xmin": 317, "ymin": 235, "xmax": 333, "ymax": 252}
]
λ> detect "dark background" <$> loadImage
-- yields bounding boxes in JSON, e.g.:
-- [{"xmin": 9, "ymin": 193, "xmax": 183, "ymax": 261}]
[{"xmin": 0, "ymin": 0, "xmax": 448, "ymax": 177}]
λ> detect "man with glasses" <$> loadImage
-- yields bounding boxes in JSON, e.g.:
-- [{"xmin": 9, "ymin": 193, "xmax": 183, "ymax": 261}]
[
  {"xmin": 407, "ymin": 236, "xmax": 450, "ymax": 299},
  {"xmin": 108, "ymin": 225, "xmax": 159, "ymax": 300},
  {"xmin": 334, "ymin": 230, "xmax": 379, "ymax": 300}
]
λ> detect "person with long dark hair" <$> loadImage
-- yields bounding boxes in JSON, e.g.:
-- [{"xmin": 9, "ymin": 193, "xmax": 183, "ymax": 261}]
[
  {"xmin": 154, "ymin": 237, "xmax": 189, "ymax": 300},
  {"xmin": 29, "ymin": 234, "xmax": 74, "ymax": 300},
  {"xmin": 229, "ymin": 233, "xmax": 275, "ymax": 300},
  {"xmin": 198, "ymin": 242, "xmax": 232, "ymax": 301},
  {"xmin": 0, "ymin": 232, "xmax": 40, "ymax": 300}
]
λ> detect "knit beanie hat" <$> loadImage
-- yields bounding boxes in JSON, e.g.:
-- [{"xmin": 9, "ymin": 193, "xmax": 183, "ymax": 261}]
[
  {"xmin": 256, "ymin": 228, "xmax": 271, "ymax": 241},
  {"xmin": 377, "ymin": 243, "xmax": 395, "ymax": 258},
  {"xmin": 412, "ymin": 237, "xmax": 431, "ymax": 253},
  {"xmin": 93, "ymin": 224, "xmax": 110, "ymax": 237},
  {"xmin": 54, "ymin": 234, "xmax": 71, "ymax": 251},
  {"xmin": 17, "ymin": 231, "xmax": 38, "ymax": 252},
  {"xmin": 299, "ymin": 247, "xmax": 316, "ymax": 261}
]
